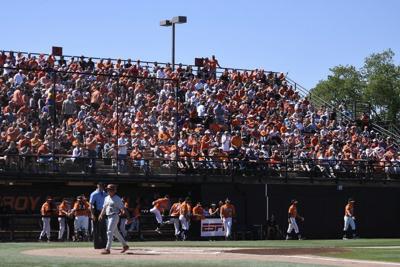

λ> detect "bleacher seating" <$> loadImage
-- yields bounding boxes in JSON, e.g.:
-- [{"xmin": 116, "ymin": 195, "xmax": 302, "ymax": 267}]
[{"xmin": 0, "ymin": 50, "xmax": 399, "ymax": 180}]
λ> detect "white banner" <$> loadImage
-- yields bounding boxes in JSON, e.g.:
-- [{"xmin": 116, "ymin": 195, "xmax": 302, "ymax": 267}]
[{"xmin": 200, "ymin": 218, "xmax": 225, "ymax": 237}]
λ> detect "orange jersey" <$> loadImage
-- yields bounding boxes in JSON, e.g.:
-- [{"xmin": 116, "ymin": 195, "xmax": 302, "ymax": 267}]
[
  {"xmin": 220, "ymin": 203, "xmax": 236, "ymax": 218},
  {"xmin": 58, "ymin": 201, "xmax": 69, "ymax": 217},
  {"xmin": 73, "ymin": 201, "xmax": 90, "ymax": 216},
  {"xmin": 179, "ymin": 201, "xmax": 191, "ymax": 216},
  {"xmin": 192, "ymin": 205, "xmax": 205, "ymax": 220},
  {"xmin": 345, "ymin": 204, "xmax": 354, "ymax": 216},
  {"xmin": 41, "ymin": 202, "xmax": 55, "ymax": 217},
  {"xmin": 288, "ymin": 204, "xmax": 297, "ymax": 218},
  {"xmin": 153, "ymin": 198, "xmax": 169, "ymax": 212},
  {"xmin": 170, "ymin": 202, "xmax": 181, "ymax": 217}
]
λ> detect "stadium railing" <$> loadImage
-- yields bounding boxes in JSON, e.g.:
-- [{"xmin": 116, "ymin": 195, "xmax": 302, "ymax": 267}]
[{"xmin": 0, "ymin": 154, "xmax": 398, "ymax": 182}]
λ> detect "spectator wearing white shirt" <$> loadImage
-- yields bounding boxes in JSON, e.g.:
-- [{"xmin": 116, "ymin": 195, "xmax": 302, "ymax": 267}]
[
  {"xmin": 196, "ymin": 102, "xmax": 206, "ymax": 118},
  {"xmin": 156, "ymin": 68, "xmax": 166, "ymax": 79},
  {"xmin": 117, "ymin": 133, "xmax": 129, "ymax": 173},
  {"xmin": 13, "ymin": 70, "xmax": 25, "ymax": 86},
  {"xmin": 220, "ymin": 131, "xmax": 231, "ymax": 152}
]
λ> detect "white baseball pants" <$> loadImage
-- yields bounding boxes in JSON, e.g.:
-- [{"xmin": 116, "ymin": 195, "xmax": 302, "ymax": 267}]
[
  {"xmin": 171, "ymin": 217, "xmax": 181, "ymax": 235},
  {"xmin": 58, "ymin": 217, "xmax": 66, "ymax": 239},
  {"xmin": 39, "ymin": 217, "xmax": 51, "ymax": 239},
  {"xmin": 343, "ymin": 216, "xmax": 356, "ymax": 231},
  {"xmin": 150, "ymin": 207, "xmax": 163, "ymax": 224},
  {"xmin": 222, "ymin": 217, "xmax": 233, "ymax": 238},
  {"xmin": 119, "ymin": 218, "xmax": 127, "ymax": 238},
  {"xmin": 287, "ymin": 217, "xmax": 299, "ymax": 234},
  {"xmin": 179, "ymin": 215, "xmax": 189, "ymax": 230},
  {"xmin": 74, "ymin": 216, "xmax": 89, "ymax": 233},
  {"xmin": 106, "ymin": 214, "xmax": 128, "ymax": 251}
]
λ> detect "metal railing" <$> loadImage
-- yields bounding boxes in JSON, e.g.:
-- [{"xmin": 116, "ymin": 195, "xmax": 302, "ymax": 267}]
[{"xmin": 0, "ymin": 154, "xmax": 398, "ymax": 181}]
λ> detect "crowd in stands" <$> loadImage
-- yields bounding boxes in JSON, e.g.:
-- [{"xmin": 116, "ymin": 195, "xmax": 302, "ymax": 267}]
[{"xmin": 0, "ymin": 50, "xmax": 399, "ymax": 178}]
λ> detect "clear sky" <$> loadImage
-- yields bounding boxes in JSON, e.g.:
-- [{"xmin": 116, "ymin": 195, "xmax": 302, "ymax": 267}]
[{"xmin": 2, "ymin": 0, "xmax": 400, "ymax": 90}]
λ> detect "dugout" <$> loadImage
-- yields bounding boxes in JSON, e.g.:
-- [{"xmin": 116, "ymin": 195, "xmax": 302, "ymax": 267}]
[{"xmin": 1, "ymin": 181, "xmax": 400, "ymax": 240}]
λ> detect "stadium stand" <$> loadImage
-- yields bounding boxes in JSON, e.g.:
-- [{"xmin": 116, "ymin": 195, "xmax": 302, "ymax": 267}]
[{"xmin": 0, "ymin": 50, "xmax": 399, "ymax": 181}]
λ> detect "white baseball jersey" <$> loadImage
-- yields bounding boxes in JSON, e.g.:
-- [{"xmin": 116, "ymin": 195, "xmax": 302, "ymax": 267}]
[{"xmin": 103, "ymin": 195, "xmax": 124, "ymax": 216}]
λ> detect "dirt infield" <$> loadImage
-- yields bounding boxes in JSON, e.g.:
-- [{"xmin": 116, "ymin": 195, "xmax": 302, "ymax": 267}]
[{"xmin": 22, "ymin": 247, "xmax": 400, "ymax": 267}]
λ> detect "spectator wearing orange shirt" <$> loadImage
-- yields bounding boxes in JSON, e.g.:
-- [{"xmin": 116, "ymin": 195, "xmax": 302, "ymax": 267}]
[
  {"xmin": 37, "ymin": 140, "xmax": 52, "ymax": 164},
  {"xmin": 209, "ymin": 55, "xmax": 221, "ymax": 79},
  {"xmin": 90, "ymin": 87, "xmax": 102, "ymax": 110}
]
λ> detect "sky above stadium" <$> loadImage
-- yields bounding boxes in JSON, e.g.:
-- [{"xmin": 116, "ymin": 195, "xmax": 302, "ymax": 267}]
[{"xmin": 2, "ymin": 0, "xmax": 400, "ymax": 90}]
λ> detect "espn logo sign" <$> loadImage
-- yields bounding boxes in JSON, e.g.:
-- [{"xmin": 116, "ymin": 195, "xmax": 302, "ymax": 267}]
[
  {"xmin": 202, "ymin": 222, "xmax": 224, "ymax": 232},
  {"xmin": 200, "ymin": 218, "xmax": 226, "ymax": 237}
]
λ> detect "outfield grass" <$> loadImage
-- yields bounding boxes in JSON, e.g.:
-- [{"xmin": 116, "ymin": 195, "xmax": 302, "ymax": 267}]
[{"xmin": 0, "ymin": 239, "xmax": 400, "ymax": 267}]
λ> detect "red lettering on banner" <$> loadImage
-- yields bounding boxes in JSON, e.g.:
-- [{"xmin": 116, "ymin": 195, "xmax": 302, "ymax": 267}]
[
  {"xmin": 29, "ymin": 196, "xmax": 41, "ymax": 211},
  {"xmin": 0, "ymin": 196, "xmax": 42, "ymax": 212},
  {"xmin": 202, "ymin": 223, "xmax": 224, "ymax": 232},
  {"xmin": 14, "ymin": 197, "xmax": 28, "ymax": 211},
  {"xmin": 2, "ymin": 196, "xmax": 14, "ymax": 209}
]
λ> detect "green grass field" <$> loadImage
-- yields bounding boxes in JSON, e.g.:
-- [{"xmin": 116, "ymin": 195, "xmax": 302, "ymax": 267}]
[{"xmin": 0, "ymin": 239, "xmax": 399, "ymax": 267}]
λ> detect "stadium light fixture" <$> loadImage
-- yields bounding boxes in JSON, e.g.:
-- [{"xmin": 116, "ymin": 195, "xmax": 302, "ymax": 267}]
[{"xmin": 159, "ymin": 16, "xmax": 187, "ymax": 70}]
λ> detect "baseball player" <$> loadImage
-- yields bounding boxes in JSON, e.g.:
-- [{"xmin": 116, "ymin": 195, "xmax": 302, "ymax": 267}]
[
  {"xmin": 71, "ymin": 195, "xmax": 90, "ymax": 241},
  {"xmin": 119, "ymin": 197, "xmax": 129, "ymax": 239},
  {"xmin": 99, "ymin": 184, "xmax": 129, "ymax": 255},
  {"xmin": 39, "ymin": 196, "xmax": 56, "ymax": 242},
  {"xmin": 179, "ymin": 197, "xmax": 192, "ymax": 241},
  {"xmin": 150, "ymin": 195, "xmax": 170, "ymax": 234},
  {"xmin": 192, "ymin": 202, "xmax": 205, "ymax": 240},
  {"xmin": 286, "ymin": 199, "xmax": 304, "ymax": 240},
  {"xmin": 343, "ymin": 198, "xmax": 357, "ymax": 240},
  {"xmin": 169, "ymin": 198, "xmax": 183, "ymax": 240},
  {"xmin": 57, "ymin": 198, "xmax": 71, "ymax": 241},
  {"xmin": 220, "ymin": 198, "xmax": 236, "ymax": 240}
]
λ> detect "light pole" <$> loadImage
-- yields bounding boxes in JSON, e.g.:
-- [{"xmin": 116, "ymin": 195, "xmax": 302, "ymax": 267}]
[{"xmin": 160, "ymin": 16, "xmax": 187, "ymax": 71}]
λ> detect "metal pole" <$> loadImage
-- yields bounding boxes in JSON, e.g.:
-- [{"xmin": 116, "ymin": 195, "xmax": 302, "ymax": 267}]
[
  {"xmin": 175, "ymin": 81, "xmax": 179, "ymax": 176},
  {"xmin": 265, "ymin": 184, "xmax": 269, "ymax": 221},
  {"xmin": 116, "ymin": 78, "xmax": 119, "ymax": 175},
  {"xmin": 172, "ymin": 23, "xmax": 175, "ymax": 71},
  {"xmin": 52, "ymin": 71, "xmax": 57, "ymax": 171}
]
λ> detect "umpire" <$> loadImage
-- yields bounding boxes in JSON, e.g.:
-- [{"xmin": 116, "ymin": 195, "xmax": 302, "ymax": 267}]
[{"xmin": 89, "ymin": 182, "xmax": 107, "ymax": 249}]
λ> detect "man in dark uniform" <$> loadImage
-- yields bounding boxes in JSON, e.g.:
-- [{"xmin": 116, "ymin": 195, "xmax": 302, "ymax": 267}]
[{"xmin": 89, "ymin": 182, "xmax": 107, "ymax": 249}]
